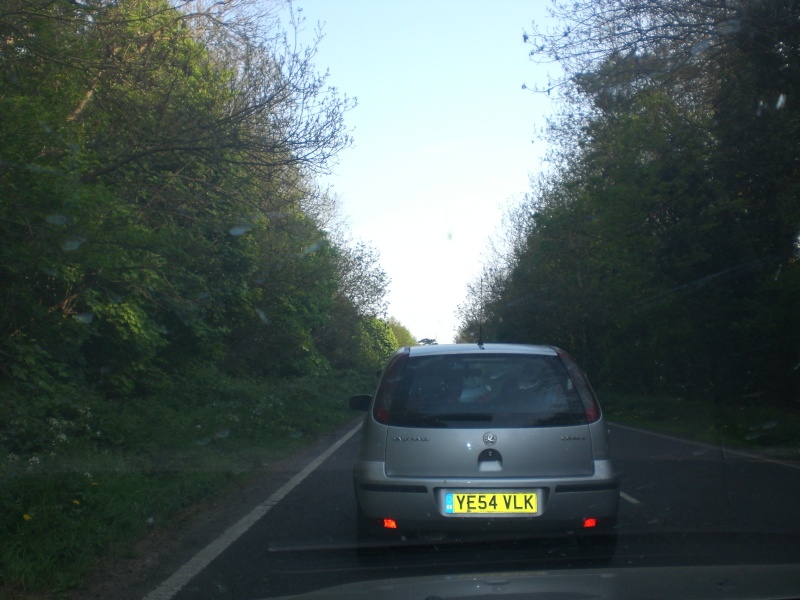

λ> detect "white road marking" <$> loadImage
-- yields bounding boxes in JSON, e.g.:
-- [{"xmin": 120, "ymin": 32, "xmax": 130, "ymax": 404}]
[
  {"xmin": 141, "ymin": 421, "xmax": 363, "ymax": 600},
  {"xmin": 609, "ymin": 422, "xmax": 800, "ymax": 471},
  {"xmin": 619, "ymin": 491, "xmax": 640, "ymax": 505}
]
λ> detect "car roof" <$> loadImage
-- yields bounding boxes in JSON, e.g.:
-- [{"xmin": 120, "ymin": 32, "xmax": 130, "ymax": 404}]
[{"xmin": 406, "ymin": 343, "xmax": 558, "ymax": 357}]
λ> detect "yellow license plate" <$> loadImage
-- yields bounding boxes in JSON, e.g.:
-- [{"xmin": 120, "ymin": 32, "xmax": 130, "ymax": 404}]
[{"xmin": 444, "ymin": 492, "xmax": 538, "ymax": 514}]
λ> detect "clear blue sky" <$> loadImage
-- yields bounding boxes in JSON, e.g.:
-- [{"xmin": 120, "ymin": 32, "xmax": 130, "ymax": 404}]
[{"xmin": 290, "ymin": 0, "xmax": 559, "ymax": 342}]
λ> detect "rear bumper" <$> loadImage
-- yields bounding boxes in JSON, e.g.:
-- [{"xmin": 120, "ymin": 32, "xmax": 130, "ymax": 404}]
[{"xmin": 354, "ymin": 459, "xmax": 619, "ymax": 534}]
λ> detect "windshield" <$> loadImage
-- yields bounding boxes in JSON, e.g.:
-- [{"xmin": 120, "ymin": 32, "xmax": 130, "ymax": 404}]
[{"xmin": 1, "ymin": 0, "xmax": 798, "ymax": 598}]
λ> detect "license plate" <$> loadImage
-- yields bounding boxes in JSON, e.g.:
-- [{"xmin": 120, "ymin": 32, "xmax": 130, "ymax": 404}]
[{"xmin": 444, "ymin": 491, "xmax": 538, "ymax": 514}]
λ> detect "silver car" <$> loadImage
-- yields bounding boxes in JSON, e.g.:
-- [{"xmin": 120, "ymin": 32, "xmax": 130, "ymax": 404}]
[{"xmin": 349, "ymin": 343, "xmax": 619, "ymax": 546}]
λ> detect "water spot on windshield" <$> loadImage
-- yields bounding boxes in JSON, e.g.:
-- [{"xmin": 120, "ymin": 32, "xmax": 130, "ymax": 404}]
[
  {"xmin": 714, "ymin": 19, "xmax": 741, "ymax": 35},
  {"xmin": 255, "ymin": 308, "xmax": 269, "ymax": 324},
  {"xmin": 61, "ymin": 237, "xmax": 86, "ymax": 251},
  {"xmin": 300, "ymin": 240, "xmax": 326, "ymax": 256},
  {"xmin": 690, "ymin": 39, "xmax": 710, "ymax": 56},
  {"xmin": 776, "ymin": 93, "xmax": 787, "ymax": 110},
  {"xmin": 229, "ymin": 225, "xmax": 252, "ymax": 236},
  {"xmin": 73, "ymin": 313, "xmax": 94, "ymax": 324},
  {"xmin": 45, "ymin": 214, "xmax": 68, "ymax": 225},
  {"xmin": 761, "ymin": 420, "xmax": 778, "ymax": 430}
]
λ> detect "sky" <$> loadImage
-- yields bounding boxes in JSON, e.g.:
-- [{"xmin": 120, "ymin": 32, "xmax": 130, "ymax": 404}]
[{"xmin": 288, "ymin": 0, "xmax": 559, "ymax": 343}]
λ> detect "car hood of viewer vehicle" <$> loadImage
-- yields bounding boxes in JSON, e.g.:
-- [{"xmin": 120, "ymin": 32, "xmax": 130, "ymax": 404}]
[{"xmin": 270, "ymin": 564, "xmax": 800, "ymax": 600}]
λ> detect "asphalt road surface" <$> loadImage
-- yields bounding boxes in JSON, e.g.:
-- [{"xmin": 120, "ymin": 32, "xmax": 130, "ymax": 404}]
[{"xmin": 141, "ymin": 421, "xmax": 800, "ymax": 600}]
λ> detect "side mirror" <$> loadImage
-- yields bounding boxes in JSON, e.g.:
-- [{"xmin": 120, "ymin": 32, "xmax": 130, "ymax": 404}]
[{"xmin": 349, "ymin": 394, "xmax": 372, "ymax": 411}]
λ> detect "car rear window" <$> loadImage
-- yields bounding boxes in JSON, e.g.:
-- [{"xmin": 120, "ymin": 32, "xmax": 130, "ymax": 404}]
[{"xmin": 387, "ymin": 353, "xmax": 590, "ymax": 428}]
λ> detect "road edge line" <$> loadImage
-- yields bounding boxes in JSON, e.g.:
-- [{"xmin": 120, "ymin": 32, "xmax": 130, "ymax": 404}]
[
  {"xmin": 608, "ymin": 422, "xmax": 800, "ymax": 470},
  {"xmin": 141, "ymin": 421, "xmax": 363, "ymax": 600},
  {"xmin": 619, "ymin": 491, "xmax": 641, "ymax": 505}
]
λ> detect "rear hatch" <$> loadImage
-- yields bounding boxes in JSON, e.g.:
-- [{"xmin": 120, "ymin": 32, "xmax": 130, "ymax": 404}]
[{"xmin": 379, "ymin": 350, "xmax": 597, "ymax": 478}]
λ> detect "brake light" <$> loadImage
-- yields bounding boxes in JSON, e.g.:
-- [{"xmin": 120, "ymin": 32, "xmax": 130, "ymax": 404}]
[
  {"xmin": 383, "ymin": 518, "xmax": 397, "ymax": 529},
  {"xmin": 555, "ymin": 348, "xmax": 601, "ymax": 423},
  {"xmin": 583, "ymin": 517, "xmax": 597, "ymax": 528},
  {"xmin": 373, "ymin": 347, "xmax": 410, "ymax": 425}
]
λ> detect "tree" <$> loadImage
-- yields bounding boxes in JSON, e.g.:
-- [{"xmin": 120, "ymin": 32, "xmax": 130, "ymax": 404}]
[
  {"xmin": 461, "ymin": 0, "xmax": 800, "ymax": 401},
  {"xmin": 0, "ymin": 0, "xmax": 378, "ymax": 393},
  {"xmin": 387, "ymin": 317, "xmax": 416, "ymax": 348},
  {"xmin": 311, "ymin": 239, "xmax": 391, "ymax": 370},
  {"xmin": 357, "ymin": 318, "xmax": 398, "ymax": 371}
]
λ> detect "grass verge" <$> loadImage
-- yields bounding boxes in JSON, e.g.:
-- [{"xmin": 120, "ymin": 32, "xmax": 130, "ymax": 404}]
[
  {"xmin": 0, "ymin": 365, "xmax": 373, "ymax": 598},
  {"xmin": 598, "ymin": 390, "xmax": 800, "ymax": 461}
]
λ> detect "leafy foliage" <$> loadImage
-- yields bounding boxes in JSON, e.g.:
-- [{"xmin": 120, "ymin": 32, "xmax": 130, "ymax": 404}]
[
  {"xmin": 0, "ymin": 0, "xmax": 390, "ymax": 392},
  {"xmin": 461, "ymin": 0, "xmax": 800, "ymax": 405},
  {"xmin": 387, "ymin": 317, "xmax": 416, "ymax": 348}
]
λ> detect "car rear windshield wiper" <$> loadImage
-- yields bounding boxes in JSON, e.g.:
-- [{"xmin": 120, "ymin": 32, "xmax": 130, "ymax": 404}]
[
  {"xmin": 398, "ymin": 412, "xmax": 494, "ymax": 427},
  {"xmin": 435, "ymin": 412, "xmax": 493, "ymax": 421}
]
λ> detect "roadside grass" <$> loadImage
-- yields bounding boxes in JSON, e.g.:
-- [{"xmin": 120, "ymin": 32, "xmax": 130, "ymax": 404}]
[
  {"xmin": 598, "ymin": 390, "xmax": 800, "ymax": 461},
  {"xmin": 0, "ymin": 365, "xmax": 372, "ymax": 597}
]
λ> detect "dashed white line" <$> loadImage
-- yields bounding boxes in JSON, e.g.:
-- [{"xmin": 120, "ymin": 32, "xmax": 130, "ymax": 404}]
[
  {"xmin": 141, "ymin": 421, "xmax": 363, "ymax": 600},
  {"xmin": 619, "ymin": 491, "xmax": 641, "ymax": 505}
]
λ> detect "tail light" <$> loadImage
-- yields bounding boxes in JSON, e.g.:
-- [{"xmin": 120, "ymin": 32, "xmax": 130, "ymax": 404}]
[
  {"xmin": 555, "ymin": 348, "xmax": 601, "ymax": 423},
  {"xmin": 373, "ymin": 347, "xmax": 410, "ymax": 425}
]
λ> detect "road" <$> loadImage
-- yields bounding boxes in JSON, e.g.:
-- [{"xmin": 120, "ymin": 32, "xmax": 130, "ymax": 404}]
[{"xmin": 141, "ymin": 421, "xmax": 800, "ymax": 600}]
